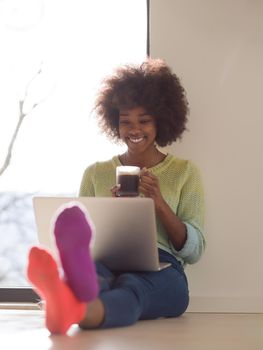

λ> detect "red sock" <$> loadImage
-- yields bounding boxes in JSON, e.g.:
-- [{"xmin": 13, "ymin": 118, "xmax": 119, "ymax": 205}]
[{"xmin": 27, "ymin": 246, "xmax": 86, "ymax": 334}]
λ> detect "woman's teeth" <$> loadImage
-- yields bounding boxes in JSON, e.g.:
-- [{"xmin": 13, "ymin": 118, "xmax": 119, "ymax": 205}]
[{"xmin": 129, "ymin": 137, "xmax": 144, "ymax": 144}]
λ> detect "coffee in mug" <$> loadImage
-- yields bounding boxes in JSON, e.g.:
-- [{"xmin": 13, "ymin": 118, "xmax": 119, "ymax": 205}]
[{"xmin": 116, "ymin": 166, "xmax": 140, "ymax": 197}]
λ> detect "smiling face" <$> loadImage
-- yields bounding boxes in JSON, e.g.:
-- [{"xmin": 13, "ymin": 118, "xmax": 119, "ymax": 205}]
[{"xmin": 118, "ymin": 106, "xmax": 157, "ymax": 156}]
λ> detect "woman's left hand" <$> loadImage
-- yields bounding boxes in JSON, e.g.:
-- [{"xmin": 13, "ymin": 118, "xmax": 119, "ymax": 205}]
[{"xmin": 139, "ymin": 168, "xmax": 165, "ymax": 211}]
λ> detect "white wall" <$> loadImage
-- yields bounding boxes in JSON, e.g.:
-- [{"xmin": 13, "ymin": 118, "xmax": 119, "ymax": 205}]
[{"xmin": 150, "ymin": 0, "xmax": 263, "ymax": 312}]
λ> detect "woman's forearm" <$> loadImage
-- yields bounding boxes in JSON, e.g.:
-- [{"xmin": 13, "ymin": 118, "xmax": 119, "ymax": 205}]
[{"xmin": 156, "ymin": 200, "xmax": 187, "ymax": 251}]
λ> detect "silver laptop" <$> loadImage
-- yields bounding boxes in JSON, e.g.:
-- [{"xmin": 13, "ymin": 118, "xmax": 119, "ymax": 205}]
[{"xmin": 32, "ymin": 196, "xmax": 171, "ymax": 272}]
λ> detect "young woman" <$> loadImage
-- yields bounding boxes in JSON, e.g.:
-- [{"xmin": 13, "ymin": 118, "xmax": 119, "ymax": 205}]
[{"xmin": 27, "ymin": 58, "xmax": 205, "ymax": 334}]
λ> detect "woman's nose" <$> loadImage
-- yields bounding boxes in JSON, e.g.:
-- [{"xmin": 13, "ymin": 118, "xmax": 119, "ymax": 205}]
[{"xmin": 128, "ymin": 123, "xmax": 141, "ymax": 133}]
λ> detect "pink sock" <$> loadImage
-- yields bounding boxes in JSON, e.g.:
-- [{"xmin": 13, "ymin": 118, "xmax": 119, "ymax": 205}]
[
  {"xmin": 27, "ymin": 246, "xmax": 86, "ymax": 334},
  {"xmin": 54, "ymin": 205, "xmax": 99, "ymax": 302}
]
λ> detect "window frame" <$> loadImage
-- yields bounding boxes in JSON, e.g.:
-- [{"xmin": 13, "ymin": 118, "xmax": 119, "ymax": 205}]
[{"xmin": 0, "ymin": 288, "xmax": 39, "ymax": 303}]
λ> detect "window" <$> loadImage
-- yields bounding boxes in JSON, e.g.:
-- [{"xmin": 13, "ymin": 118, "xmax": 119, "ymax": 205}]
[{"xmin": 0, "ymin": 0, "xmax": 148, "ymax": 301}]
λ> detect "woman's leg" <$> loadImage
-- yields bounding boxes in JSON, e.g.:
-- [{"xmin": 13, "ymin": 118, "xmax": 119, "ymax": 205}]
[
  {"xmin": 95, "ymin": 261, "xmax": 116, "ymax": 292},
  {"xmin": 78, "ymin": 297, "xmax": 105, "ymax": 329},
  {"xmin": 28, "ymin": 246, "xmax": 188, "ymax": 331},
  {"xmin": 78, "ymin": 261, "xmax": 117, "ymax": 329},
  {"xmin": 138, "ymin": 266, "xmax": 189, "ymax": 320},
  {"xmin": 82, "ymin": 250, "xmax": 189, "ymax": 329},
  {"xmin": 139, "ymin": 249, "xmax": 189, "ymax": 320},
  {"xmin": 27, "ymin": 247, "xmax": 113, "ymax": 332},
  {"xmin": 53, "ymin": 205, "xmax": 99, "ymax": 301},
  {"xmin": 27, "ymin": 246, "xmax": 87, "ymax": 334}
]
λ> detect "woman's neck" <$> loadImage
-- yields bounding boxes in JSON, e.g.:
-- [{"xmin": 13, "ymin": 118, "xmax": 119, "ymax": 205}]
[{"xmin": 120, "ymin": 148, "xmax": 166, "ymax": 169}]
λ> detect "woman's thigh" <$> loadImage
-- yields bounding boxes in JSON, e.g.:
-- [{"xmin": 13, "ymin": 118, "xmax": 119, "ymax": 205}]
[{"xmin": 113, "ymin": 264, "xmax": 189, "ymax": 320}]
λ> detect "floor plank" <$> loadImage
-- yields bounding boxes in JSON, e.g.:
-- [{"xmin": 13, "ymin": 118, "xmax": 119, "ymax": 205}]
[{"xmin": 1, "ymin": 309, "xmax": 263, "ymax": 350}]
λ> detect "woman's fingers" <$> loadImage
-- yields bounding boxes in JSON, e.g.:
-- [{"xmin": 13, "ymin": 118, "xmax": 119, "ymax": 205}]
[
  {"xmin": 140, "ymin": 171, "xmax": 161, "ymax": 199},
  {"xmin": 110, "ymin": 184, "xmax": 120, "ymax": 197}
]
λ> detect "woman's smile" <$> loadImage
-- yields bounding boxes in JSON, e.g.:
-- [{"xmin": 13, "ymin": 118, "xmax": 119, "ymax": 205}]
[{"xmin": 127, "ymin": 136, "xmax": 145, "ymax": 144}]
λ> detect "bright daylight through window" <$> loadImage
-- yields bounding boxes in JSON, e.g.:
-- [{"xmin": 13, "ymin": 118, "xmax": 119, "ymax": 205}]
[{"xmin": 0, "ymin": 0, "xmax": 147, "ymax": 289}]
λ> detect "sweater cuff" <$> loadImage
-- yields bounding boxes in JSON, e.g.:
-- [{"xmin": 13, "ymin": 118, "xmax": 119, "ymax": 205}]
[{"xmin": 170, "ymin": 222, "xmax": 199, "ymax": 259}]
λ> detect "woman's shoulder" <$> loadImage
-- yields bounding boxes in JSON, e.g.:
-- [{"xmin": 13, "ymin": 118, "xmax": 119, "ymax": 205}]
[
  {"xmin": 166, "ymin": 154, "xmax": 199, "ymax": 171},
  {"xmin": 83, "ymin": 156, "xmax": 117, "ymax": 173},
  {"xmin": 163, "ymin": 155, "xmax": 202, "ymax": 184}
]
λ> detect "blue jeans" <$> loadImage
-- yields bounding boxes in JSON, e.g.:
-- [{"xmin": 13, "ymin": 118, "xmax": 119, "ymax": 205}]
[{"xmin": 96, "ymin": 249, "xmax": 189, "ymax": 328}]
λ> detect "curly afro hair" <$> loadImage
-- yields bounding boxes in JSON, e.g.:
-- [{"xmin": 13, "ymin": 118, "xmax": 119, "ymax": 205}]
[{"xmin": 94, "ymin": 58, "xmax": 189, "ymax": 147}]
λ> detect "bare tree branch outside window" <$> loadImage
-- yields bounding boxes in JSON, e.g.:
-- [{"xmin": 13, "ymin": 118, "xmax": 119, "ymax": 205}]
[{"xmin": 0, "ymin": 64, "xmax": 50, "ymax": 177}]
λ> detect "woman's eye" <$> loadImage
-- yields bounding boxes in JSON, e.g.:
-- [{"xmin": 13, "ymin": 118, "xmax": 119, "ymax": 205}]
[{"xmin": 119, "ymin": 120, "xmax": 129, "ymax": 125}]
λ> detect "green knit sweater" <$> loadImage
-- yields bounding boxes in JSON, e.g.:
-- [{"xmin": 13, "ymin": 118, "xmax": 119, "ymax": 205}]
[{"xmin": 79, "ymin": 154, "xmax": 205, "ymax": 265}]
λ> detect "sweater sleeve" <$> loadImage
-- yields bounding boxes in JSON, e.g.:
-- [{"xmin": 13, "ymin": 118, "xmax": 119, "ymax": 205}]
[{"xmin": 170, "ymin": 161, "xmax": 206, "ymax": 264}]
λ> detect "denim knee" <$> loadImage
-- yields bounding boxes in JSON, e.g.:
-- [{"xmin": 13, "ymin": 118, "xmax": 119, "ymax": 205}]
[
  {"xmin": 166, "ymin": 273, "xmax": 189, "ymax": 317},
  {"xmin": 172, "ymin": 285, "xmax": 189, "ymax": 317}
]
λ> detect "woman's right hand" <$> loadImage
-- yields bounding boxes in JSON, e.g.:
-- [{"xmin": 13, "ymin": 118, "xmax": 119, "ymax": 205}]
[{"xmin": 110, "ymin": 184, "xmax": 121, "ymax": 197}]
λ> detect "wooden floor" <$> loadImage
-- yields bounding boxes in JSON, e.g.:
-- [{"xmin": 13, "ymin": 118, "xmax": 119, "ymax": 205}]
[{"xmin": 1, "ymin": 307, "xmax": 263, "ymax": 350}]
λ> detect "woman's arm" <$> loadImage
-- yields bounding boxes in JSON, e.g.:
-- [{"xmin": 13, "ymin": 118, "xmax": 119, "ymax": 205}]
[
  {"xmin": 139, "ymin": 170, "xmax": 187, "ymax": 250},
  {"xmin": 140, "ymin": 163, "xmax": 205, "ymax": 263}
]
